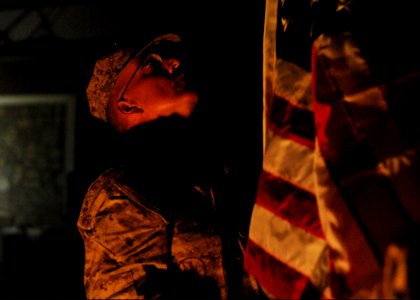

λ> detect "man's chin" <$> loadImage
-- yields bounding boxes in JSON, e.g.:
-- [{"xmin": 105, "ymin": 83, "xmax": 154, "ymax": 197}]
[{"xmin": 177, "ymin": 91, "xmax": 199, "ymax": 117}]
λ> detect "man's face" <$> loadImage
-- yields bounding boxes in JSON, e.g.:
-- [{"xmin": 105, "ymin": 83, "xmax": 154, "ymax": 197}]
[{"xmin": 111, "ymin": 39, "xmax": 199, "ymax": 125}]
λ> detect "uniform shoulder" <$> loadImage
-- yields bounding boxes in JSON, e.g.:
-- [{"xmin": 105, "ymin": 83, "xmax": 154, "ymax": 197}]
[{"xmin": 77, "ymin": 168, "xmax": 123, "ymax": 230}]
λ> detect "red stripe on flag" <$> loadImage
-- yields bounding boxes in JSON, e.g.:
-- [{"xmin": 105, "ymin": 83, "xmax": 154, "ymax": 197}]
[
  {"xmin": 312, "ymin": 38, "xmax": 415, "ymax": 259},
  {"xmin": 311, "ymin": 48, "xmax": 377, "ymax": 179},
  {"xmin": 268, "ymin": 122, "xmax": 315, "ymax": 149},
  {"xmin": 268, "ymin": 95, "xmax": 315, "ymax": 148},
  {"xmin": 256, "ymin": 170, "xmax": 325, "ymax": 238},
  {"xmin": 244, "ymin": 238, "xmax": 310, "ymax": 299}
]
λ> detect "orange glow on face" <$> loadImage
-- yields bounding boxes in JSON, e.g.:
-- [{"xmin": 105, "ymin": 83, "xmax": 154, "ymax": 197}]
[{"xmin": 110, "ymin": 46, "xmax": 198, "ymax": 128}]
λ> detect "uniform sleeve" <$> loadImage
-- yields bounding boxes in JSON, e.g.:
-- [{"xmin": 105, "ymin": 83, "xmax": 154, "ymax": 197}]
[{"xmin": 79, "ymin": 183, "xmax": 171, "ymax": 299}]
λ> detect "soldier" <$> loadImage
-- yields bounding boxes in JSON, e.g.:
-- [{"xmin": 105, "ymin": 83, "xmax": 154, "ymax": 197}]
[{"xmin": 77, "ymin": 33, "xmax": 229, "ymax": 299}]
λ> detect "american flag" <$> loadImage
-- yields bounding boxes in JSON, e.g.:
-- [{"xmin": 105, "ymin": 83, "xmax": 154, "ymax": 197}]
[
  {"xmin": 244, "ymin": 0, "xmax": 330, "ymax": 298},
  {"xmin": 244, "ymin": 0, "xmax": 420, "ymax": 298}
]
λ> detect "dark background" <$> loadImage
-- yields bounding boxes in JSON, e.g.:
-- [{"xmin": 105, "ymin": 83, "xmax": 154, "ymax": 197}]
[{"xmin": 0, "ymin": 1, "xmax": 265, "ymax": 299}]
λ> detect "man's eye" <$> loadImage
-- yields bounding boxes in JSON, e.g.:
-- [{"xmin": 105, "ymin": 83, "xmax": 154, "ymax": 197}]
[
  {"xmin": 141, "ymin": 61, "xmax": 154, "ymax": 74},
  {"xmin": 140, "ymin": 53, "xmax": 163, "ymax": 74},
  {"xmin": 142, "ymin": 54, "xmax": 163, "ymax": 66}
]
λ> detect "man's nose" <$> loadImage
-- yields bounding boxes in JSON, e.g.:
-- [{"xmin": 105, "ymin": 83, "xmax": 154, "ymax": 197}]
[{"xmin": 162, "ymin": 58, "xmax": 181, "ymax": 74}]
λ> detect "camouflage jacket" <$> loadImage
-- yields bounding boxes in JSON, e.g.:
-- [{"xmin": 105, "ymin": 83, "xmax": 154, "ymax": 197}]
[{"xmin": 77, "ymin": 168, "xmax": 226, "ymax": 299}]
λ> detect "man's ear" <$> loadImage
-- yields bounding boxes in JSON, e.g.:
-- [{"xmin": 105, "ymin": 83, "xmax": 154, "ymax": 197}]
[{"xmin": 117, "ymin": 101, "xmax": 144, "ymax": 114}]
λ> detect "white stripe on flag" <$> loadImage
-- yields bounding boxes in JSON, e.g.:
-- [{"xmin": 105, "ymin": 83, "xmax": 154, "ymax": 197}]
[
  {"xmin": 274, "ymin": 59, "xmax": 312, "ymax": 110},
  {"xmin": 264, "ymin": 128, "xmax": 315, "ymax": 193},
  {"xmin": 249, "ymin": 203, "xmax": 329, "ymax": 290}
]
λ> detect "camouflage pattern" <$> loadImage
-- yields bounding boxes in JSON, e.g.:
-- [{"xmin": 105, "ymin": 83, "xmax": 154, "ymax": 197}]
[
  {"xmin": 86, "ymin": 49, "xmax": 134, "ymax": 122},
  {"xmin": 77, "ymin": 168, "xmax": 226, "ymax": 299}
]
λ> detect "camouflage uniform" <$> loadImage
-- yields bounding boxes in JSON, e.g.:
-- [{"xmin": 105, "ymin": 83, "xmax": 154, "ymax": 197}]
[{"xmin": 78, "ymin": 168, "xmax": 226, "ymax": 299}]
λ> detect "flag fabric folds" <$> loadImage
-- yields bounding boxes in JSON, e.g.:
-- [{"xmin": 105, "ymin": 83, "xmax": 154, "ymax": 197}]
[
  {"xmin": 244, "ymin": 0, "xmax": 330, "ymax": 298},
  {"xmin": 244, "ymin": 0, "xmax": 420, "ymax": 298}
]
